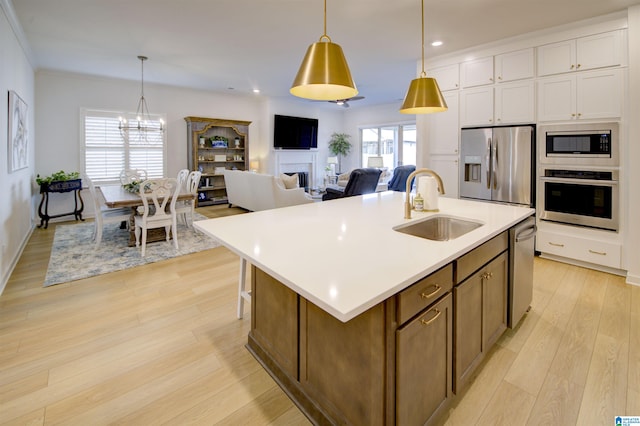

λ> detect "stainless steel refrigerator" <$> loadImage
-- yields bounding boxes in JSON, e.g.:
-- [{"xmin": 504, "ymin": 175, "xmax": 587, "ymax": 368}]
[{"xmin": 459, "ymin": 125, "xmax": 535, "ymax": 207}]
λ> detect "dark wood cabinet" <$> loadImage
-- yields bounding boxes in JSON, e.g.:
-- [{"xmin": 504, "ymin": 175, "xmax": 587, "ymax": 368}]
[
  {"xmin": 454, "ymin": 249, "xmax": 508, "ymax": 393},
  {"xmin": 184, "ymin": 116, "xmax": 250, "ymax": 206},
  {"xmin": 396, "ymin": 292, "xmax": 452, "ymax": 426}
]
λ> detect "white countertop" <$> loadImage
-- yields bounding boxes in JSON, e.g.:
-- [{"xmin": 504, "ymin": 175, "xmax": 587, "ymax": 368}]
[{"xmin": 195, "ymin": 192, "xmax": 534, "ymax": 322}]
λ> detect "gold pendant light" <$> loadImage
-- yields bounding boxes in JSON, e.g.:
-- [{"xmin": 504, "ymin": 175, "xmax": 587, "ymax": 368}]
[
  {"xmin": 400, "ymin": 0, "xmax": 447, "ymax": 114},
  {"xmin": 290, "ymin": 0, "xmax": 358, "ymax": 101}
]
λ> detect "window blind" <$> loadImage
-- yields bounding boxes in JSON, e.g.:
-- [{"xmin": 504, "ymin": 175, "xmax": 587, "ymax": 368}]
[{"xmin": 83, "ymin": 110, "xmax": 166, "ymax": 184}]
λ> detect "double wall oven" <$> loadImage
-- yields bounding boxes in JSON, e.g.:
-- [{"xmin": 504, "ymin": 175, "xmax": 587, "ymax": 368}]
[{"xmin": 538, "ymin": 122, "xmax": 619, "ymax": 232}]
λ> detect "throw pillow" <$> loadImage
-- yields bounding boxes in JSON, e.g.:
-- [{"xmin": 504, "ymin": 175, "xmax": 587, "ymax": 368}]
[{"xmin": 280, "ymin": 173, "xmax": 299, "ymax": 189}]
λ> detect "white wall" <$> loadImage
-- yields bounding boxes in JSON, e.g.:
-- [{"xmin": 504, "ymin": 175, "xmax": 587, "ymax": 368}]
[
  {"xmin": 1, "ymin": 1, "xmax": 35, "ymax": 293},
  {"xmin": 261, "ymin": 98, "xmax": 344, "ymax": 188},
  {"xmin": 34, "ymin": 70, "xmax": 350, "ymax": 216}
]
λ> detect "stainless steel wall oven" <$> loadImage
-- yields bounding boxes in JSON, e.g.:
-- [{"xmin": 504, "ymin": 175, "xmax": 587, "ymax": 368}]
[
  {"xmin": 538, "ymin": 122, "xmax": 620, "ymax": 232},
  {"xmin": 539, "ymin": 168, "xmax": 619, "ymax": 231}
]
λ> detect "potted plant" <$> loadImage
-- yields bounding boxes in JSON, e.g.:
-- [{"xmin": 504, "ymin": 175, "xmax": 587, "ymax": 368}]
[
  {"xmin": 328, "ymin": 132, "xmax": 352, "ymax": 173},
  {"xmin": 36, "ymin": 170, "xmax": 81, "ymax": 192}
]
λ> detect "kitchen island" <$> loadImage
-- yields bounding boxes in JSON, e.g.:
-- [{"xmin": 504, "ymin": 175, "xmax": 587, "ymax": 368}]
[{"xmin": 195, "ymin": 192, "xmax": 534, "ymax": 425}]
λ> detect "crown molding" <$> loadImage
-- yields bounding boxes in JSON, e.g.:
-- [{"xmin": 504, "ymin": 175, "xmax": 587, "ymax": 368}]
[{"xmin": 1, "ymin": 0, "xmax": 35, "ymax": 67}]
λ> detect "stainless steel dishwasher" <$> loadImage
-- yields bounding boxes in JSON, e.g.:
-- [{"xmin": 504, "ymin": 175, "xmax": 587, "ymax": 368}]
[{"xmin": 508, "ymin": 216, "xmax": 536, "ymax": 328}]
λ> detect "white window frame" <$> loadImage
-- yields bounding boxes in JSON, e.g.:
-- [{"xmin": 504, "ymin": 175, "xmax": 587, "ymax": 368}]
[
  {"xmin": 81, "ymin": 108, "xmax": 167, "ymax": 184},
  {"xmin": 359, "ymin": 122, "xmax": 416, "ymax": 169}
]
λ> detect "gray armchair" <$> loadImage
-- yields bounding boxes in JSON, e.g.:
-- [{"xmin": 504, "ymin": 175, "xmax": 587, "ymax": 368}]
[{"xmin": 322, "ymin": 168, "xmax": 382, "ymax": 201}]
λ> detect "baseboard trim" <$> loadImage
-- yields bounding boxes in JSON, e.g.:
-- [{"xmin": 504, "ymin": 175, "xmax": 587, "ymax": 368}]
[
  {"xmin": 538, "ymin": 252, "xmax": 627, "ymax": 277},
  {"xmin": 0, "ymin": 225, "xmax": 35, "ymax": 296}
]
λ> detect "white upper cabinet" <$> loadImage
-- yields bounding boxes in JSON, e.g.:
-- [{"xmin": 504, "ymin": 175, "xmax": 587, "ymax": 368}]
[
  {"xmin": 460, "ymin": 80, "xmax": 535, "ymax": 127},
  {"xmin": 460, "ymin": 86, "xmax": 494, "ymax": 126},
  {"xmin": 427, "ymin": 64, "xmax": 460, "ymax": 92},
  {"xmin": 428, "ymin": 92, "xmax": 459, "ymax": 155},
  {"xmin": 577, "ymin": 31, "xmax": 624, "ymax": 71},
  {"xmin": 537, "ymin": 30, "xmax": 623, "ymax": 76},
  {"xmin": 428, "ymin": 64, "xmax": 460, "ymax": 91},
  {"xmin": 537, "ymin": 68, "xmax": 622, "ymax": 121},
  {"xmin": 495, "ymin": 48, "xmax": 535, "ymax": 82},
  {"xmin": 460, "ymin": 56, "xmax": 494, "ymax": 88},
  {"xmin": 495, "ymin": 81, "xmax": 535, "ymax": 124}
]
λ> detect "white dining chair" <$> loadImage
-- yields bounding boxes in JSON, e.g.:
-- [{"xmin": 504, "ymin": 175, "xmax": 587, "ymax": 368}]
[
  {"xmin": 85, "ymin": 175, "xmax": 132, "ymax": 248},
  {"xmin": 134, "ymin": 178, "xmax": 180, "ymax": 257},
  {"xmin": 176, "ymin": 170, "xmax": 201, "ymax": 228},
  {"xmin": 177, "ymin": 169, "xmax": 189, "ymax": 190},
  {"xmin": 119, "ymin": 169, "xmax": 148, "ymax": 185}
]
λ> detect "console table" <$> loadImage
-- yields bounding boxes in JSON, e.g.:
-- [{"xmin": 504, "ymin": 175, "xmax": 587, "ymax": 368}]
[{"xmin": 37, "ymin": 179, "xmax": 84, "ymax": 229}]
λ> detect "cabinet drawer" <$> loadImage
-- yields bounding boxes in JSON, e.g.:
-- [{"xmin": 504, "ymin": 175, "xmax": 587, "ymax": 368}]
[
  {"xmin": 536, "ymin": 230, "xmax": 621, "ymax": 269},
  {"xmin": 456, "ymin": 231, "xmax": 508, "ymax": 283},
  {"xmin": 397, "ymin": 263, "xmax": 453, "ymax": 325}
]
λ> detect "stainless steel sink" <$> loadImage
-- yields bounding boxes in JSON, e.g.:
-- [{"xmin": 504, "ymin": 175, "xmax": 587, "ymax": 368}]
[{"xmin": 393, "ymin": 215, "xmax": 483, "ymax": 241}]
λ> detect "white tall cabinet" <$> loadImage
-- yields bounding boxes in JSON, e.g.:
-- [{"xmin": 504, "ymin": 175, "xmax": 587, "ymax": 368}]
[{"xmin": 426, "ymin": 66, "xmax": 460, "ymax": 198}]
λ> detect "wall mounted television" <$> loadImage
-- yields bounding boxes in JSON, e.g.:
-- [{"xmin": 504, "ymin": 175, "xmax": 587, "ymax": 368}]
[{"xmin": 273, "ymin": 114, "xmax": 318, "ymax": 150}]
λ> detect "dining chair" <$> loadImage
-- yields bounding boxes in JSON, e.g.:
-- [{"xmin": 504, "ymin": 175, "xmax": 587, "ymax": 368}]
[
  {"xmin": 134, "ymin": 178, "xmax": 180, "ymax": 257},
  {"xmin": 176, "ymin": 170, "xmax": 201, "ymax": 228},
  {"xmin": 119, "ymin": 169, "xmax": 148, "ymax": 185},
  {"xmin": 177, "ymin": 169, "xmax": 189, "ymax": 190},
  {"xmin": 85, "ymin": 175, "xmax": 132, "ymax": 248}
]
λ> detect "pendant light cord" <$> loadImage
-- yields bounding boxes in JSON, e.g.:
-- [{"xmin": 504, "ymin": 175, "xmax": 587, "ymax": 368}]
[
  {"xmin": 139, "ymin": 55, "xmax": 147, "ymax": 104},
  {"xmin": 420, "ymin": 0, "xmax": 426, "ymax": 78},
  {"xmin": 319, "ymin": 0, "xmax": 331, "ymax": 42}
]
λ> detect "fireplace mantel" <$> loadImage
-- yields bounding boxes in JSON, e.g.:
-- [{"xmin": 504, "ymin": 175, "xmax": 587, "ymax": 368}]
[{"xmin": 274, "ymin": 150, "xmax": 318, "ymax": 188}]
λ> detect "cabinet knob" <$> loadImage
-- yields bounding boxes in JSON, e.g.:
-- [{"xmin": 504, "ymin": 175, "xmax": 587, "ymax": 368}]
[
  {"xmin": 577, "ymin": 64, "xmax": 581, "ymax": 69},
  {"xmin": 420, "ymin": 309, "xmax": 442, "ymax": 326},
  {"xmin": 570, "ymin": 64, "xmax": 575, "ymax": 70},
  {"xmin": 490, "ymin": 78, "xmax": 494, "ymax": 82},
  {"xmin": 577, "ymin": 113, "xmax": 582, "ymax": 117},
  {"xmin": 497, "ymin": 76, "xmax": 502, "ymax": 81}
]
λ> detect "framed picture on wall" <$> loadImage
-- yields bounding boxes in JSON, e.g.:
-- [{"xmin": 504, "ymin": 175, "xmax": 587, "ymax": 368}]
[{"xmin": 8, "ymin": 90, "xmax": 28, "ymax": 172}]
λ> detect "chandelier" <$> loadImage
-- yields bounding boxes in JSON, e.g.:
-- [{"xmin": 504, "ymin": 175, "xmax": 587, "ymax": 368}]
[{"xmin": 119, "ymin": 55, "xmax": 164, "ymax": 138}]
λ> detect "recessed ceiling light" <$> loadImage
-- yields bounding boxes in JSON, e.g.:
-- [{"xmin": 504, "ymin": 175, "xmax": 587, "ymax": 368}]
[
  {"xmin": 253, "ymin": 89, "xmax": 260, "ymax": 94},
  {"xmin": 431, "ymin": 40, "xmax": 443, "ymax": 47}
]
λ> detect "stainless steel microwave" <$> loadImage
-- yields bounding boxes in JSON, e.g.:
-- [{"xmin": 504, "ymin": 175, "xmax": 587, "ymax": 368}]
[{"xmin": 539, "ymin": 122, "xmax": 619, "ymax": 167}]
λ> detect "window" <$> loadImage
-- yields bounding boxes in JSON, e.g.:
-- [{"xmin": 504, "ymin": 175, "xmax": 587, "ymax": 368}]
[
  {"xmin": 360, "ymin": 123, "xmax": 416, "ymax": 169},
  {"xmin": 82, "ymin": 109, "xmax": 166, "ymax": 184}
]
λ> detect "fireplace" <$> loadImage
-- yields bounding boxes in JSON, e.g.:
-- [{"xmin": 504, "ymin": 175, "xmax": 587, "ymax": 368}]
[{"xmin": 275, "ymin": 151, "xmax": 317, "ymax": 190}]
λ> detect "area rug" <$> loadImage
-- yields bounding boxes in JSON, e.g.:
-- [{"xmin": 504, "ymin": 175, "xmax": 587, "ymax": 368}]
[{"xmin": 44, "ymin": 213, "xmax": 219, "ymax": 287}]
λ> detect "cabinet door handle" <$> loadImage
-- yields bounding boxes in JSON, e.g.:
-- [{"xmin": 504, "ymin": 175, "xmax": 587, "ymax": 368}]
[
  {"xmin": 420, "ymin": 285, "xmax": 441, "ymax": 299},
  {"xmin": 420, "ymin": 309, "xmax": 441, "ymax": 326},
  {"xmin": 588, "ymin": 249, "xmax": 607, "ymax": 256},
  {"xmin": 548, "ymin": 242, "xmax": 565, "ymax": 247}
]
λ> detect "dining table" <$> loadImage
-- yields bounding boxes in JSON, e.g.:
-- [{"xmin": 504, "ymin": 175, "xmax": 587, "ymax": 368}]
[{"xmin": 98, "ymin": 184, "xmax": 196, "ymax": 246}]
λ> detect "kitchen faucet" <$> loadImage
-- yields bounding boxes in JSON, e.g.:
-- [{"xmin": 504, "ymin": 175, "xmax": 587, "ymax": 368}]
[{"xmin": 404, "ymin": 168, "xmax": 445, "ymax": 219}]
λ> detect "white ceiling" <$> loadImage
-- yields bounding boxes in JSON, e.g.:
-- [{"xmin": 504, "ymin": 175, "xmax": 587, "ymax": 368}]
[{"xmin": 10, "ymin": 0, "xmax": 640, "ymax": 108}]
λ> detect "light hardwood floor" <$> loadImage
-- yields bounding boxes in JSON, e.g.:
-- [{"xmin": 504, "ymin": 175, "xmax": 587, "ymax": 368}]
[{"xmin": 1, "ymin": 205, "xmax": 638, "ymax": 425}]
